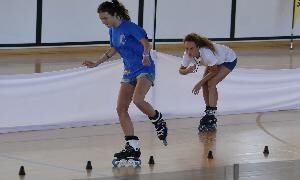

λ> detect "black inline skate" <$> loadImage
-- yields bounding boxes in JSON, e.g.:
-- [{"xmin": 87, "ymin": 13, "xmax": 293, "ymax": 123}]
[
  {"xmin": 112, "ymin": 136, "xmax": 141, "ymax": 167},
  {"xmin": 149, "ymin": 110, "xmax": 168, "ymax": 146},
  {"xmin": 198, "ymin": 107, "xmax": 218, "ymax": 132}
]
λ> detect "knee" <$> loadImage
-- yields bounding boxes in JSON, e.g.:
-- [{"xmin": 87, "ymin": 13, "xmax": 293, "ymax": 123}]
[
  {"xmin": 202, "ymin": 82, "xmax": 208, "ymax": 88},
  {"xmin": 132, "ymin": 96, "xmax": 144, "ymax": 108},
  {"xmin": 207, "ymin": 80, "xmax": 217, "ymax": 90},
  {"xmin": 116, "ymin": 105, "xmax": 128, "ymax": 115}
]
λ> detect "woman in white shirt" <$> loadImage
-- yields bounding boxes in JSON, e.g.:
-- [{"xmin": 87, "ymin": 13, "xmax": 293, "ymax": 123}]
[{"xmin": 179, "ymin": 33, "xmax": 237, "ymax": 132}]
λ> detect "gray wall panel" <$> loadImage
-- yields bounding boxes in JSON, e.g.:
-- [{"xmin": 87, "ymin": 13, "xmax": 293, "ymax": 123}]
[
  {"xmin": 0, "ymin": 0, "xmax": 36, "ymax": 44},
  {"xmin": 42, "ymin": 0, "xmax": 139, "ymax": 43},
  {"xmin": 235, "ymin": 0, "xmax": 294, "ymax": 37}
]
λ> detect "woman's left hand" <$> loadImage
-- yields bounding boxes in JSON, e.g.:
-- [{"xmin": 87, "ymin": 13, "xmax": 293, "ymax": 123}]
[
  {"xmin": 192, "ymin": 82, "xmax": 202, "ymax": 95},
  {"xmin": 142, "ymin": 56, "xmax": 151, "ymax": 66}
]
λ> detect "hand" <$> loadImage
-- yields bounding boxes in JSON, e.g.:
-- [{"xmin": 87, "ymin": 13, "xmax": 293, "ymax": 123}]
[
  {"xmin": 192, "ymin": 82, "xmax": 202, "ymax": 95},
  {"xmin": 142, "ymin": 56, "xmax": 151, "ymax": 66},
  {"xmin": 82, "ymin": 60, "xmax": 98, "ymax": 68},
  {"xmin": 186, "ymin": 65, "xmax": 197, "ymax": 74},
  {"xmin": 207, "ymin": 65, "xmax": 220, "ymax": 73}
]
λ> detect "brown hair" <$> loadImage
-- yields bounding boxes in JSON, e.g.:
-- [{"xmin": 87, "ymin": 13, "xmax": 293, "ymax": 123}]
[
  {"xmin": 184, "ymin": 33, "xmax": 216, "ymax": 53},
  {"xmin": 97, "ymin": 0, "xmax": 130, "ymax": 21}
]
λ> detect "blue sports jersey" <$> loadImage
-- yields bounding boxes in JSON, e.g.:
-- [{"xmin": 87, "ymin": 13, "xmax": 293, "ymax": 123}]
[{"xmin": 109, "ymin": 21, "xmax": 155, "ymax": 79}]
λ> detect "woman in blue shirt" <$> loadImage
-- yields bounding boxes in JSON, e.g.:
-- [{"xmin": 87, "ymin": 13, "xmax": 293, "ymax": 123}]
[{"xmin": 82, "ymin": 0, "xmax": 167, "ymax": 165}]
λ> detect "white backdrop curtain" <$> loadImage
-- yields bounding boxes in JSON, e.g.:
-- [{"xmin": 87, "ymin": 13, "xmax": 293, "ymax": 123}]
[{"xmin": 0, "ymin": 52, "xmax": 300, "ymax": 133}]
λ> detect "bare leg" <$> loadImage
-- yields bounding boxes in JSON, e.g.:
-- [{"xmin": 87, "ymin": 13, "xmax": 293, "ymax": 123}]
[
  {"xmin": 207, "ymin": 66, "xmax": 231, "ymax": 107},
  {"xmin": 132, "ymin": 77, "xmax": 156, "ymax": 117},
  {"xmin": 132, "ymin": 77, "xmax": 168, "ymax": 144},
  {"xmin": 199, "ymin": 66, "xmax": 231, "ymax": 132},
  {"xmin": 116, "ymin": 83, "xmax": 135, "ymax": 136},
  {"xmin": 202, "ymin": 67, "xmax": 209, "ymax": 106}
]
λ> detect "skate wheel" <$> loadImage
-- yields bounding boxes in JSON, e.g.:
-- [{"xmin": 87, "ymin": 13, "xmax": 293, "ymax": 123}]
[
  {"xmin": 162, "ymin": 139, "xmax": 168, "ymax": 146},
  {"xmin": 127, "ymin": 159, "xmax": 141, "ymax": 167},
  {"xmin": 112, "ymin": 159, "xmax": 119, "ymax": 167},
  {"xmin": 136, "ymin": 159, "xmax": 142, "ymax": 167},
  {"xmin": 127, "ymin": 159, "xmax": 136, "ymax": 167},
  {"xmin": 199, "ymin": 128, "xmax": 208, "ymax": 133},
  {"xmin": 198, "ymin": 125, "xmax": 206, "ymax": 132},
  {"xmin": 207, "ymin": 125, "xmax": 217, "ymax": 132},
  {"xmin": 119, "ymin": 159, "xmax": 127, "ymax": 167}
]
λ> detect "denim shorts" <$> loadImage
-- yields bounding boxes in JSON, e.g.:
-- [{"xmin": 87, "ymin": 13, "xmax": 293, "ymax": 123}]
[
  {"xmin": 121, "ymin": 73, "xmax": 155, "ymax": 87},
  {"xmin": 220, "ymin": 59, "xmax": 237, "ymax": 71}
]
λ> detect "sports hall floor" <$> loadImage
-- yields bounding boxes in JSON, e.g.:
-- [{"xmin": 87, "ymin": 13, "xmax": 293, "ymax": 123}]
[{"xmin": 0, "ymin": 41, "xmax": 300, "ymax": 180}]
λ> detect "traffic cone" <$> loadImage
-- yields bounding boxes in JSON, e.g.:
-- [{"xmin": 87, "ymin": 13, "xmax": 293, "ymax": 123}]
[
  {"xmin": 18, "ymin": 166, "xmax": 26, "ymax": 176},
  {"xmin": 148, "ymin": 156, "xmax": 155, "ymax": 165},
  {"xmin": 263, "ymin": 146, "xmax": 269, "ymax": 155},
  {"xmin": 86, "ymin": 161, "xmax": 92, "ymax": 170},
  {"xmin": 207, "ymin": 151, "xmax": 213, "ymax": 159}
]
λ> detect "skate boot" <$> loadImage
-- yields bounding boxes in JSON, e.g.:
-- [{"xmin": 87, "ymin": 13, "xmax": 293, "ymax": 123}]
[
  {"xmin": 112, "ymin": 136, "xmax": 141, "ymax": 167},
  {"xmin": 198, "ymin": 107, "xmax": 218, "ymax": 132},
  {"xmin": 149, "ymin": 110, "xmax": 168, "ymax": 146}
]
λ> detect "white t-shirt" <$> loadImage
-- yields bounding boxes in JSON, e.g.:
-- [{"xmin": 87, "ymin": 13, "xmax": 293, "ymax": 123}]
[{"xmin": 181, "ymin": 43, "xmax": 237, "ymax": 67}]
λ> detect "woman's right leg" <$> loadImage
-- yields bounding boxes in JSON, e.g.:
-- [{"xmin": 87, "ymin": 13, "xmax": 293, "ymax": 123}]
[
  {"xmin": 199, "ymin": 67, "xmax": 216, "ymax": 132},
  {"xmin": 202, "ymin": 67, "xmax": 209, "ymax": 106},
  {"xmin": 133, "ymin": 76, "xmax": 168, "ymax": 145},
  {"xmin": 207, "ymin": 66, "xmax": 231, "ymax": 107},
  {"xmin": 116, "ymin": 83, "xmax": 135, "ymax": 136}
]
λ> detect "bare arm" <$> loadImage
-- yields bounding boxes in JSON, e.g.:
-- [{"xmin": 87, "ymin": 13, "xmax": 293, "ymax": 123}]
[
  {"xmin": 179, "ymin": 65, "xmax": 196, "ymax": 75},
  {"xmin": 82, "ymin": 47, "xmax": 117, "ymax": 68},
  {"xmin": 96, "ymin": 47, "xmax": 117, "ymax": 65},
  {"xmin": 140, "ymin": 38, "xmax": 151, "ymax": 55},
  {"xmin": 199, "ymin": 65, "xmax": 220, "ymax": 84},
  {"xmin": 140, "ymin": 38, "xmax": 151, "ymax": 66},
  {"xmin": 192, "ymin": 65, "xmax": 220, "ymax": 95}
]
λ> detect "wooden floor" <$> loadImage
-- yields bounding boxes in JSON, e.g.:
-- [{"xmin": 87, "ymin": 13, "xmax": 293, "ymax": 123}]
[
  {"xmin": 0, "ymin": 41, "xmax": 300, "ymax": 74},
  {"xmin": 0, "ymin": 41, "xmax": 300, "ymax": 180}
]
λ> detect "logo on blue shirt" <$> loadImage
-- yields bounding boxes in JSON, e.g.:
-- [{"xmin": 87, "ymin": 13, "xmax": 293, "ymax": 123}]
[{"xmin": 119, "ymin": 34, "xmax": 126, "ymax": 45}]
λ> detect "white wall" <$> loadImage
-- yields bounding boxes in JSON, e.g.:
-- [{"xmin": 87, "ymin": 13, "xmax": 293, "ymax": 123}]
[
  {"xmin": 42, "ymin": 0, "xmax": 139, "ymax": 43},
  {"xmin": 0, "ymin": 0, "xmax": 36, "ymax": 44},
  {"xmin": 143, "ymin": 0, "xmax": 232, "ymax": 39},
  {"xmin": 235, "ymin": 0, "xmax": 295, "ymax": 37},
  {"xmin": 0, "ymin": 0, "xmax": 300, "ymax": 46}
]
